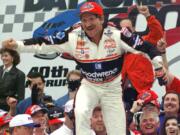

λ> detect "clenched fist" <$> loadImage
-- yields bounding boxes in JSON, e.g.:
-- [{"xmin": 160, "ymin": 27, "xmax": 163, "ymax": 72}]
[
  {"xmin": 6, "ymin": 97, "xmax": 17, "ymax": 108},
  {"xmin": 2, "ymin": 38, "xmax": 17, "ymax": 49},
  {"xmin": 157, "ymin": 38, "xmax": 167, "ymax": 53}
]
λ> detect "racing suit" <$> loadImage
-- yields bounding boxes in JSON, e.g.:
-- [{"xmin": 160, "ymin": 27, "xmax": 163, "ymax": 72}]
[{"xmin": 16, "ymin": 26, "xmax": 161, "ymax": 135}]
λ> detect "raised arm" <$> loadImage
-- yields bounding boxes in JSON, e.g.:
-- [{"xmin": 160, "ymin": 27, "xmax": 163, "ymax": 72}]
[
  {"xmin": 120, "ymin": 27, "xmax": 169, "ymax": 86},
  {"xmin": 120, "ymin": 27, "xmax": 161, "ymax": 61},
  {"xmin": 23, "ymin": 28, "xmax": 70, "ymax": 45},
  {"xmin": 138, "ymin": 6, "xmax": 164, "ymax": 45}
]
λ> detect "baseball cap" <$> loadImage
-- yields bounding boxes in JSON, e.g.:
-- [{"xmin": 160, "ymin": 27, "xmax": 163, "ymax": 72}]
[
  {"xmin": 48, "ymin": 106, "xmax": 64, "ymax": 125},
  {"xmin": 25, "ymin": 105, "xmax": 48, "ymax": 116},
  {"xmin": 9, "ymin": 114, "xmax": 39, "ymax": 128},
  {"xmin": 0, "ymin": 114, "xmax": 12, "ymax": 127},
  {"xmin": 138, "ymin": 90, "xmax": 160, "ymax": 108},
  {"xmin": 80, "ymin": 2, "xmax": 103, "ymax": 17},
  {"xmin": 64, "ymin": 100, "xmax": 74, "ymax": 113}
]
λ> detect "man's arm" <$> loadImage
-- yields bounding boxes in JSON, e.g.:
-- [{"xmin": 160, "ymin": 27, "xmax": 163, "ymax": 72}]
[
  {"xmin": 6, "ymin": 97, "xmax": 17, "ymax": 116},
  {"xmin": 16, "ymin": 71, "xmax": 25, "ymax": 101},
  {"xmin": 23, "ymin": 29, "xmax": 69, "ymax": 45},
  {"xmin": 22, "ymin": 24, "xmax": 81, "ymax": 45},
  {"xmin": 16, "ymin": 40, "xmax": 70, "ymax": 54},
  {"xmin": 120, "ymin": 27, "xmax": 161, "ymax": 60},
  {"xmin": 121, "ymin": 27, "xmax": 169, "ymax": 86},
  {"xmin": 2, "ymin": 37, "xmax": 71, "ymax": 55},
  {"xmin": 156, "ymin": 38, "xmax": 168, "ymax": 69},
  {"xmin": 138, "ymin": 6, "xmax": 164, "ymax": 45}
]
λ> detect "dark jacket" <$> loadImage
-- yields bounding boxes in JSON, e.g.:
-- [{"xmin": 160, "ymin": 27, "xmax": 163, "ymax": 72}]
[{"xmin": 0, "ymin": 65, "xmax": 25, "ymax": 110}]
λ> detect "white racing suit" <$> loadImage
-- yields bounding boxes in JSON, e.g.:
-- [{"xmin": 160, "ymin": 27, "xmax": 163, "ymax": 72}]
[{"xmin": 16, "ymin": 26, "xmax": 161, "ymax": 135}]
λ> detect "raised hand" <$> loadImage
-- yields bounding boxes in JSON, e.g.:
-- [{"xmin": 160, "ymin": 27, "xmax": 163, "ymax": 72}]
[
  {"xmin": 130, "ymin": 99, "xmax": 144, "ymax": 113},
  {"xmin": 157, "ymin": 38, "xmax": 167, "ymax": 54},
  {"xmin": 6, "ymin": 97, "xmax": 17, "ymax": 109}
]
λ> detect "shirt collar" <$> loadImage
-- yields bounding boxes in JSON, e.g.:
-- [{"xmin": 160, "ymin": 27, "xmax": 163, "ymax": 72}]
[{"xmin": 3, "ymin": 65, "xmax": 13, "ymax": 72}]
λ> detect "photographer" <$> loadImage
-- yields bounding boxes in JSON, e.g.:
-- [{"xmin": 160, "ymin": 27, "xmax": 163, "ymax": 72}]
[
  {"xmin": 55, "ymin": 70, "xmax": 82, "ymax": 107},
  {"xmin": 51, "ymin": 99, "xmax": 74, "ymax": 135},
  {"xmin": 16, "ymin": 72, "xmax": 54, "ymax": 114}
]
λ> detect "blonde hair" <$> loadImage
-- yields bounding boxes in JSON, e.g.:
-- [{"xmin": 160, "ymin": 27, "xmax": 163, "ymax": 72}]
[{"xmin": 66, "ymin": 70, "xmax": 82, "ymax": 81}]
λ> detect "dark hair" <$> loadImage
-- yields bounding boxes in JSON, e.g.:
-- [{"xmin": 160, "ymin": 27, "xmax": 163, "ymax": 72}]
[
  {"xmin": 162, "ymin": 91, "xmax": 180, "ymax": 112},
  {"xmin": 92, "ymin": 106, "xmax": 101, "ymax": 115},
  {"xmin": 160, "ymin": 116, "xmax": 178, "ymax": 135},
  {"xmin": 27, "ymin": 72, "xmax": 45, "ymax": 85},
  {"xmin": 0, "ymin": 48, "xmax": 20, "ymax": 66}
]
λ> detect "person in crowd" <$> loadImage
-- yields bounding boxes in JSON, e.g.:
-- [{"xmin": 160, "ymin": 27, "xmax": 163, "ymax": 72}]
[
  {"xmin": 156, "ymin": 33, "xmax": 180, "ymax": 132},
  {"xmin": 0, "ymin": 97, "xmax": 17, "ymax": 135},
  {"xmin": 0, "ymin": 48, "xmax": 25, "ymax": 111},
  {"xmin": 127, "ymin": 90, "xmax": 160, "ymax": 134},
  {"xmin": 139, "ymin": 111, "xmax": 160, "ymax": 135},
  {"xmin": 55, "ymin": 70, "xmax": 82, "ymax": 107},
  {"xmin": 162, "ymin": 92, "xmax": 180, "ymax": 117},
  {"xmin": 120, "ymin": 5, "xmax": 164, "ymax": 108},
  {"xmin": 120, "ymin": 5, "xmax": 164, "ymax": 46},
  {"xmin": 0, "ymin": 113, "xmax": 12, "ymax": 135},
  {"xmin": 16, "ymin": 72, "xmax": 53, "ymax": 114},
  {"xmin": 9, "ymin": 114, "xmax": 39, "ymax": 135},
  {"xmin": 2, "ymin": 2, "xmax": 163, "ymax": 135},
  {"xmin": 48, "ymin": 105, "xmax": 64, "ymax": 133},
  {"xmin": 159, "ymin": 92, "xmax": 180, "ymax": 130},
  {"xmin": 90, "ymin": 106, "xmax": 107, "ymax": 135},
  {"xmin": 25, "ymin": 104, "xmax": 49, "ymax": 135},
  {"xmin": 160, "ymin": 116, "xmax": 180, "ymax": 135},
  {"xmin": 51, "ymin": 99, "xmax": 74, "ymax": 135},
  {"xmin": 156, "ymin": 38, "xmax": 180, "ymax": 93}
]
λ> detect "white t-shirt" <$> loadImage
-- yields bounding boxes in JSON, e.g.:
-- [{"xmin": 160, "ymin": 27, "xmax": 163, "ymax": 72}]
[{"xmin": 50, "ymin": 124, "xmax": 73, "ymax": 135}]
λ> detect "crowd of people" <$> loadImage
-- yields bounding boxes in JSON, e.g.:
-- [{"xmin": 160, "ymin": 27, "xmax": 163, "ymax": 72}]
[{"xmin": 0, "ymin": 1, "xmax": 180, "ymax": 135}]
